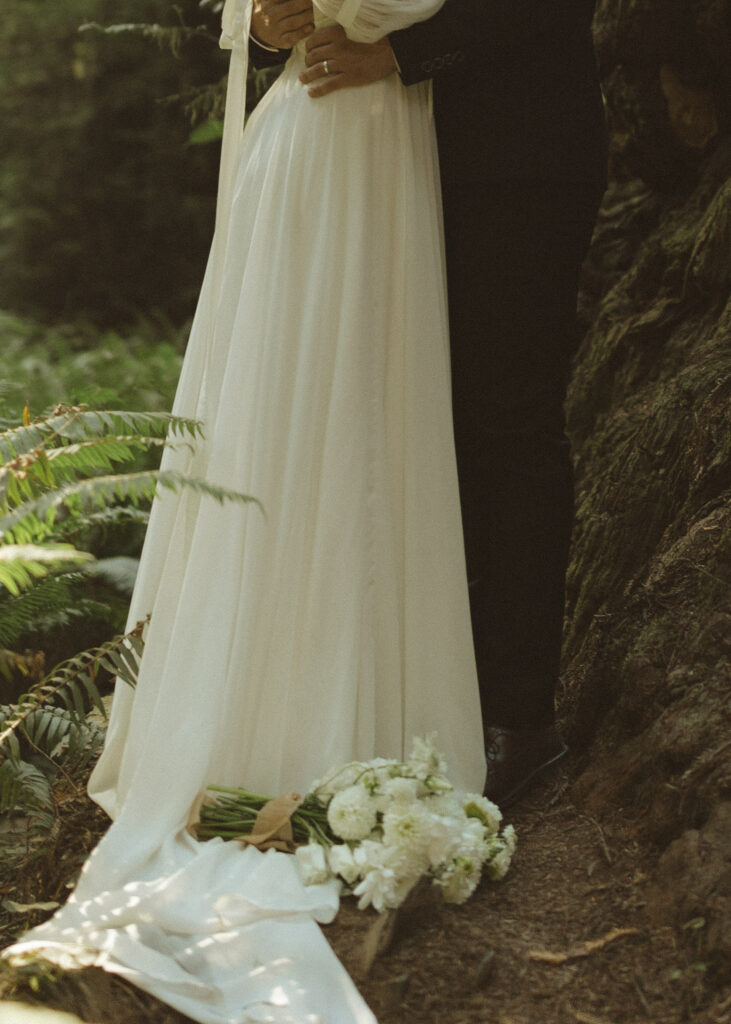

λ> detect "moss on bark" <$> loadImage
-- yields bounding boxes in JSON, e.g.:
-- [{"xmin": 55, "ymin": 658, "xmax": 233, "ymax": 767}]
[{"xmin": 563, "ymin": 0, "xmax": 730, "ymax": 969}]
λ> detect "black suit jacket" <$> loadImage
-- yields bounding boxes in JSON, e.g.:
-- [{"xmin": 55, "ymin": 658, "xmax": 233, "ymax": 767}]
[
  {"xmin": 251, "ymin": 0, "xmax": 607, "ymax": 187},
  {"xmin": 389, "ymin": 0, "xmax": 607, "ymax": 186}
]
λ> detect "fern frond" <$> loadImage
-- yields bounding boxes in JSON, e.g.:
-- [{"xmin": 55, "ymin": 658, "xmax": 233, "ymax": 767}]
[
  {"xmin": 62, "ymin": 716, "xmax": 105, "ymax": 772},
  {"xmin": 1, "ymin": 470, "xmax": 260, "ymax": 543},
  {"xmin": 20, "ymin": 705, "xmax": 72, "ymax": 758},
  {"xmin": 65, "ymin": 505, "xmax": 149, "ymax": 533},
  {"xmin": 0, "ymin": 575, "xmax": 76, "ymax": 648},
  {"xmin": 0, "ymin": 544, "xmax": 94, "ymax": 596},
  {"xmin": 0, "ymin": 408, "xmax": 203, "ymax": 461},
  {"xmin": 0, "ymin": 438, "xmax": 168, "ymax": 506},
  {"xmin": 0, "ymin": 434, "xmax": 178, "ymax": 503},
  {"xmin": 0, "ymin": 706, "xmax": 22, "ymax": 760},
  {"xmin": 0, "ymin": 621, "xmax": 145, "ymax": 758},
  {"xmin": 0, "ymin": 452, "xmax": 54, "ymax": 509},
  {"xmin": 0, "ymin": 759, "xmax": 53, "ymax": 821},
  {"xmin": 17, "ymin": 705, "xmax": 105, "ymax": 770},
  {"xmin": 44, "ymin": 435, "xmax": 180, "ymax": 479},
  {"xmin": 0, "ymin": 594, "xmax": 123, "ymax": 650},
  {"xmin": 29, "ymin": 600, "xmax": 125, "ymax": 640}
]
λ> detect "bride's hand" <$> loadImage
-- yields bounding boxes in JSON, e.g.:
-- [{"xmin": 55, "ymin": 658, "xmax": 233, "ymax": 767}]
[
  {"xmin": 300, "ymin": 25, "xmax": 397, "ymax": 97},
  {"xmin": 252, "ymin": 0, "xmax": 314, "ymax": 50}
]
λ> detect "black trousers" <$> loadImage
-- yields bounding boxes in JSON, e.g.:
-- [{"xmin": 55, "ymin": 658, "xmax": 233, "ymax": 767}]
[{"xmin": 442, "ymin": 181, "xmax": 603, "ymax": 731}]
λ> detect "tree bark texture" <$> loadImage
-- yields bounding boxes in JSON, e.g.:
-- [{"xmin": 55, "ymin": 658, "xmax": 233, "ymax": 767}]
[{"xmin": 563, "ymin": 0, "xmax": 730, "ymax": 969}]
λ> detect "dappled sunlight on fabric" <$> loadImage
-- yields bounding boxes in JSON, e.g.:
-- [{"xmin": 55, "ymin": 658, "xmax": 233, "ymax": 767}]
[{"xmin": 7, "ymin": 836, "xmax": 371, "ymax": 1021}]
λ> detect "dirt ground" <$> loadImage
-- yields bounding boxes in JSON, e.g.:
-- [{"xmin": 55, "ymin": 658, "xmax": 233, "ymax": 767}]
[{"xmin": 1, "ymin": 758, "xmax": 729, "ymax": 1024}]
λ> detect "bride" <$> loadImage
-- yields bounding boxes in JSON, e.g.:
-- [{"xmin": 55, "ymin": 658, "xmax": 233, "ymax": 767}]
[{"xmin": 5, "ymin": 0, "xmax": 486, "ymax": 1020}]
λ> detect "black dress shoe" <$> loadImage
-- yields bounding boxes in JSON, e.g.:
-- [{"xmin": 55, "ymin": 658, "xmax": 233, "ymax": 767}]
[{"xmin": 483, "ymin": 724, "xmax": 568, "ymax": 808}]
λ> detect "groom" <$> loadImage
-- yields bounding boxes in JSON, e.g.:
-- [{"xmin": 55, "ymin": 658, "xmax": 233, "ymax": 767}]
[{"xmin": 251, "ymin": 0, "xmax": 607, "ymax": 806}]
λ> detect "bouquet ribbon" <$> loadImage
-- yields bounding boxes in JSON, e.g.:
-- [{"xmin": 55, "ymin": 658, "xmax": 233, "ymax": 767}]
[
  {"xmin": 188, "ymin": 791, "xmax": 304, "ymax": 853},
  {"xmin": 236, "ymin": 792, "xmax": 304, "ymax": 852}
]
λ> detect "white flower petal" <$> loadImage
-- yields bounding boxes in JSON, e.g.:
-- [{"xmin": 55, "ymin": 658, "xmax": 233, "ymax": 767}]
[
  {"xmin": 328, "ymin": 844, "xmax": 361, "ymax": 885},
  {"xmin": 327, "ymin": 785, "xmax": 379, "ymax": 841},
  {"xmin": 295, "ymin": 843, "xmax": 332, "ymax": 886}
]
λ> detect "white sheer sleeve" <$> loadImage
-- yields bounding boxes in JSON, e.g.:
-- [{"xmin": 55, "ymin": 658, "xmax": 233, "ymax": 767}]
[{"xmin": 314, "ymin": 0, "xmax": 445, "ymax": 44}]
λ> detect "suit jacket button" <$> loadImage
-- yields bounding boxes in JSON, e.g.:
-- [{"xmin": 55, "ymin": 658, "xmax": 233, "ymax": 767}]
[{"xmin": 421, "ymin": 59, "xmax": 433, "ymax": 73}]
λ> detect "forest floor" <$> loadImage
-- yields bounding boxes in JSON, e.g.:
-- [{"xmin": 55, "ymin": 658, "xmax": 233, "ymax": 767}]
[{"xmin": 0, "ymin": 758, "xmax": 729, "ymax": 1024}]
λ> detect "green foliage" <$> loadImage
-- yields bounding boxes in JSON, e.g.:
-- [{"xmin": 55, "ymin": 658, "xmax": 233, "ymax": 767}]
[
  {"xmin": 1, "ymin": 625, "xmax": 143, "ymax": 754},
  {"xmin": 0, "ymin": 547, "xmax": 93, "ymax": 598},
  {"xmin": 0, "ymin": 0, "xmax": 224, "ymax": 324},
  {"xmin": 0, "ymin": 1, "xmax": 282, "ymax": 325},
  {"xmin": 0, "ymin": 402, "xmax": 257, "ymax": 830},
  {"xmin": 0, "ymin": 573, "xmax": 112, "ymax": 651},
  {"xmin": 0, "ymin": 406, "xmax": 208, "ymax": 544},
  {"xmin": 0, "ymin": 759, "xmax": 54, "ymax": 833},
  {"xmin": 0, "ymin": 311, "xmax": 185, "ymax": 418},
  {"xmin": 188, "ymin": 118, "xmax": 225, "ymax": 145},
  {"xmin": 0, "ymin": 314, "xmax": 188, "ymax": 672}
]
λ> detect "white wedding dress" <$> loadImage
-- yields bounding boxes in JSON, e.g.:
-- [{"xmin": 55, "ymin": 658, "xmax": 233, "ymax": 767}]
[{"xmin": 5, "ymin": 0, "xmax": 486, "ymax": 1020}]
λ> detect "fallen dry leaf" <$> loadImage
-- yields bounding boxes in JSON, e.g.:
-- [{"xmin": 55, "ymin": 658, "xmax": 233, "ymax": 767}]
[
  {"xmin": 528, "ymin": 926, "xmax": 640, "ymax": 964},
  {"xmin": 573, "ymin": 1011, "xmax": 618, "ymax": 1024}
]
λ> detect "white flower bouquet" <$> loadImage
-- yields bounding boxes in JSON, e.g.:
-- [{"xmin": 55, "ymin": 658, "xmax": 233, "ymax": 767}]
[{"xmin": 197, "ymin": 736, "xmax": 516, "ymax": 913}]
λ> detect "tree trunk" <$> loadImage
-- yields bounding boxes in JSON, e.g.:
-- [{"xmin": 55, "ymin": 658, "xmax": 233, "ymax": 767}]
[{"xmin": 563, "ymin": 0, "xmax": 730, "ymax": 970}]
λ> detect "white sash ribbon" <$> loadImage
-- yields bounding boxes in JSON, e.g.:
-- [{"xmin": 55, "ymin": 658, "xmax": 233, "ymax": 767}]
[
  {"xmin": 214, "ymin": 0, "xmax": 253, "ymax": 292},
  {"xmin": 196, "ymin": 0, "xmax": 252, "ymax": 433}
]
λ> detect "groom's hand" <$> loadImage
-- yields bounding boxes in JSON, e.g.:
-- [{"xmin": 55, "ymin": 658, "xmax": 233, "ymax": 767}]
[
  {"xmin": 300, "ymin": 25, "xmax": 397, "ymax": 97},
  {"xmin": 251, "ymin": 0, "xmax": 314, "ymax": 50}
]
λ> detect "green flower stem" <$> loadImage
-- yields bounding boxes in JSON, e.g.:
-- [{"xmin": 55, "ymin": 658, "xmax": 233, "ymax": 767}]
[
  {"xmin": 205, "ymin": 784, "xmax": 273, "ymax": 802},
  {"xmin": 197, "ymin": 785, "xmax": 336, "ymax": 846}
]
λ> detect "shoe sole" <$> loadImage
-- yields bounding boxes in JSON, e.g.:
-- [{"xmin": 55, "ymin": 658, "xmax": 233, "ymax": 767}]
[{"xmin": 498, "ymin": 744, "xmax": 569, "ymax": 808}]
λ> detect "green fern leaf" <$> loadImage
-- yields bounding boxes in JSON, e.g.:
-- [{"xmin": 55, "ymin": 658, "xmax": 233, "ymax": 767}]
[
  {"xmin": 0, "ymin": 544, "xmax": 94, "ymax": 596},
  {"xmin": 0, "ymin": 759, "xmax": 52, "ymax": 818},
  {"xmin": 0, "ymin": 408, "xmax": 202, "ymax": 461},
  {"xmin": 0, "ymin": 574, "xmax": 82, "ymax": 648},
  {"xmin": 0, "ymin": 707, "xmax": 21, "ymax": 760},
  {"xmin": 1, "ymin": 470, "xmax": 260, "ymax": 541},
  {"xmin": 0, "ymin": 622, "xmax": 144, "ymax": 759},
  {"xmin": 44, "ymin": 435, "xmax": 179, "ymax": 482},
  {"xmin": 99, "ymin": 641, "xmax": 141, "ymax": 688}
]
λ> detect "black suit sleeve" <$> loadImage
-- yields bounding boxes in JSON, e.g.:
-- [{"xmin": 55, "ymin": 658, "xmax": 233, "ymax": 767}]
[
  {"xmin": 391, "ymin": 0, "xmax": 594, "ymax": 85},
  {"xmin": 249, "ymin": 35, "xmax": 290, "ymax": 69}
]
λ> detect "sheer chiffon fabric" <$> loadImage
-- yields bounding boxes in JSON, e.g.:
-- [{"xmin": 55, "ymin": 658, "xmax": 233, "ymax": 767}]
[{"xmin": 4, "ymin": 0, "xmax": 486, "ymax": 1020}]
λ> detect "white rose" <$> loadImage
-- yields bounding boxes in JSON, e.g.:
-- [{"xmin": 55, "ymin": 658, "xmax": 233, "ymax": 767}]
[{"xmin": 295, "ymin": 842, "xmax": 332, "ymax": 886}]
